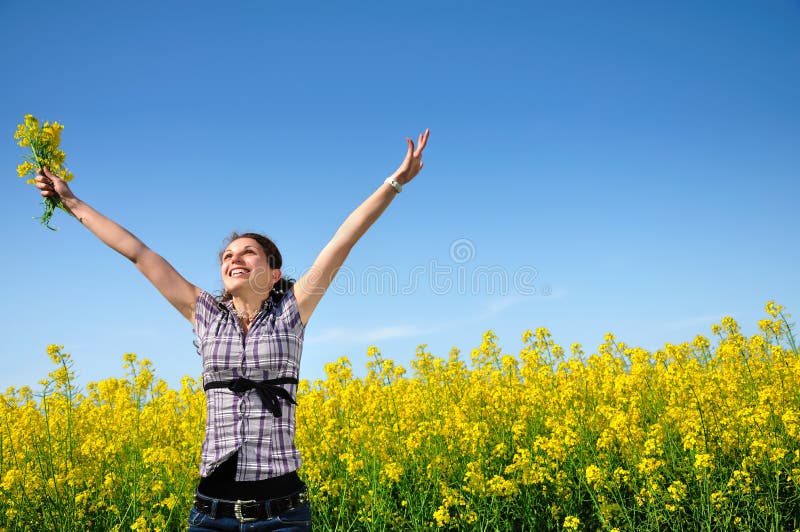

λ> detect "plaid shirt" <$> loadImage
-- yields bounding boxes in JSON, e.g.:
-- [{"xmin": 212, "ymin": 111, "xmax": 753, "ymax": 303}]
[{"xmin": 194, "ymin": 288, "xmax": 305, "ymax": 481}]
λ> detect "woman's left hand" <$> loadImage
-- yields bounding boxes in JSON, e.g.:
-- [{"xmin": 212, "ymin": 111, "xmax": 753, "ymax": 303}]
[{"xmin": 389, "ymin": 129, "xmax": 430, "ymax": 186}]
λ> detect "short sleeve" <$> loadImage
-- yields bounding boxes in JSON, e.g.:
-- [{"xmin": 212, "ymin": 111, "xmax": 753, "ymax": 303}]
[
  {"xmin": 193, "ymin": 290, "xmax": 220, "ymax": 340},
  {"xmin": 276, "ymin": 287, "xmax": 306, "ymax": 335}
]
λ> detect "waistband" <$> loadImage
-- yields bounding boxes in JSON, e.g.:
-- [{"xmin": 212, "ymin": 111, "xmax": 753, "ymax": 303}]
[
  {"xmin": 194, "ymin": 488, "xmax": 308, "ymax": 523},
  {"xmin": 198, "ymin": 455, "xmax": 305, "ymax": 500}
]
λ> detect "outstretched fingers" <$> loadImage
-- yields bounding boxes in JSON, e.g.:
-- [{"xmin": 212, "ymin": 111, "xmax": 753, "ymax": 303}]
[{"xmin": 414, "ymin": 128, "xmax": 430, "ymax": 157}]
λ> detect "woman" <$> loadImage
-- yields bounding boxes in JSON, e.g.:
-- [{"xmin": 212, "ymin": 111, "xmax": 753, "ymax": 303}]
[{"xmin": 34, "ymin": 128, "xmax": 430, "ymax": 531}]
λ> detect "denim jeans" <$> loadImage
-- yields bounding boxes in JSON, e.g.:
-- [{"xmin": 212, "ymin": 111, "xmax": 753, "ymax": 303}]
[{"xmin": 187, "ymin": 501, "xmax": 312, "ymax": 531}]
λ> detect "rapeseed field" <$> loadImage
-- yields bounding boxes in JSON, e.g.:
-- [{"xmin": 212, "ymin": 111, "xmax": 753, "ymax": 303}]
[{"xmin": 2, "ymin": 302, "xmax": 798, "ymax": 530}]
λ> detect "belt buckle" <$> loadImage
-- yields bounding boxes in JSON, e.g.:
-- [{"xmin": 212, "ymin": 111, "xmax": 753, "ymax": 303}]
[
  {"xmin": 234, "ymin": 499, "xmax": 259, "ymax": 523},
  {"xmin": 298, "ymin": 490, "xmax": 309, "ymax": 504}
]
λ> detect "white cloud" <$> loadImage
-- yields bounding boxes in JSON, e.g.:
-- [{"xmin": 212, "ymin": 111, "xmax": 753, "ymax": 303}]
[
  {"xmin": 306, "ymin": 288, "xmax": 563, "ymax": 347},
  {"xmin": 306, "ymin": 324, "xmax": 429, "ymax": 344},
  {"xmin": 486, "ymin": 295, "xmax": 524, "ymax": 314}
]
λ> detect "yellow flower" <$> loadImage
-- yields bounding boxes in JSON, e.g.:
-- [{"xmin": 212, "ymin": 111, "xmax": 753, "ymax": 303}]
[
  {"xmin": 130, "ymin": 516, "xmax": 148, "ymax": 531},
  {"xmin": 16, "ymin": 161, "xmax": 35, "ymax": 178},
  {"xmin": 382, "ymin": 462, "xmax": 403, "ymax": 483},
  {"xmin": 486, "ymin": 474, "xmax": 518, "ymax": 497},
  {"xmin": 432, "ymin": 506, "xmax": 451, "ymax": 527},
  {"xmin": 694, "ymin": 453, "xmax": 714, "ymax": 471},
  {"xmin": 13, "ymin": 114, "xmax": 76, "ymax": 228},
  {"xmin": 585, "ymin": 464, "xmax": 603, "ymax": 487},
  {"xmin": 765, "ymin": 300, "xmax": 783, "ymax": 318},
  {"xmin": 721, "ymin": 316, "xmax": 739, "ymax": 334},
  {"xmin": 667, "ymin": 480, "xmax": 686, "ymax": 502},
  {"xmin": 24, "ymin": 114, "xmax": 39, "ymax": 129},
  {"xmin": 46, "ymin": 344, "xmax": 63, "ymax": 361}
]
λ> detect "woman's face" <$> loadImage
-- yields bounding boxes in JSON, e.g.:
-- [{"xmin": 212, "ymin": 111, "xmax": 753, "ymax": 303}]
[{"xmin": 220, "ymin": 237, "xmax": 280, "ymax": 298}]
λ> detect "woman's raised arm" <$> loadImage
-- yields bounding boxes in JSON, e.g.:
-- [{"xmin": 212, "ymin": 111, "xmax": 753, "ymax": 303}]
[
  {"xmin": 35, "ymin": 167, "xmax": 201, "ymax": 323},
  {"xmin": 293, "ymin": 129, "xmax": 430, "ymax": 326}
]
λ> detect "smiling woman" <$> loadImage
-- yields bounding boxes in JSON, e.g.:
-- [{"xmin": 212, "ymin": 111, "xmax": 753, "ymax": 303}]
[
  {"xmin": 218, "ymin": 233, "xmax": 291, "ymax": 331},
  {"xmin": 32, "ymin": 128, "xmax": 429, "ymax": 531}
]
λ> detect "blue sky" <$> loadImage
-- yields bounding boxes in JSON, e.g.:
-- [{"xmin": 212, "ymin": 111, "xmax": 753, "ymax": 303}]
[{"xmin": 2, "ymin": 1, "xmax": 798, "ymax": 392}]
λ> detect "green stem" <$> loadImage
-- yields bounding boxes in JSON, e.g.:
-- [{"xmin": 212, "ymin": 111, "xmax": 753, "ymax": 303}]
[
  {"xmin": 779, "ymin": 312, "xmax": 798, "ymax": 355},
  {"xmin": 26, "ymin": 130, "xmax": 65, "ymax": 230}
]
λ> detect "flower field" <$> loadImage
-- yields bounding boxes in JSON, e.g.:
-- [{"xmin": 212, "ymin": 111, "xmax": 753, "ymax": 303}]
[{"xmin": 2, "ymin": 302, "xmax": 799, "ymax": 531}]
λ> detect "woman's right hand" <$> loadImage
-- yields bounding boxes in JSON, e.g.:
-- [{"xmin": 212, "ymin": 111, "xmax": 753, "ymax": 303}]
[
  {"xmin": 34, "ymin": 167, "xmax": 78, "ymax": 213},
  {"xmin": 35, "ymin": 167, "xmax": 76, "ymax": 201}
]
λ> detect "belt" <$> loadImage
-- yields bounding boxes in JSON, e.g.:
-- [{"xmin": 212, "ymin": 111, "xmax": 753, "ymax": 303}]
[
  {"xmin": 203, "ymin": 376, "xmax": 298, "ymax": 418},
  {"xmin": 194, "ymin": 489, "xmax": 309, "ymax": 523}
]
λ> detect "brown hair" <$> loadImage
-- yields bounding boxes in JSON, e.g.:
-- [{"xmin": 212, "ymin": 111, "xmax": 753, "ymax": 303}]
[{"xmin": 218, "ymin": 232, "xmax": 295, "ymax": 304}]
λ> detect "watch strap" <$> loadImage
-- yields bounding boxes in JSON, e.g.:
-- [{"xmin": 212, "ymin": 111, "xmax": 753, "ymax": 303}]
[{"xmin": 384, "ymin": 177, "xmax": 402, "ymax": 193}]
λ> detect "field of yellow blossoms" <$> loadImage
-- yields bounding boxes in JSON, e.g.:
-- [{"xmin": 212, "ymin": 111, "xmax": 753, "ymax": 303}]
[{"xmin": 2, "ymin": 302, "xmax": 799, "ymax": 531}]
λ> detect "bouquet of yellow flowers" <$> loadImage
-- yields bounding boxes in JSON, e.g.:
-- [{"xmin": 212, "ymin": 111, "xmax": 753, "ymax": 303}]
[{"xmin": 14, "ymin": 114, "xmax": 75, "ymax": 230}]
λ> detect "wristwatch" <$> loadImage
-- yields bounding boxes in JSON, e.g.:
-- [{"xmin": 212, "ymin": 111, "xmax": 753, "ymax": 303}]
[{"xmin": 384, "ymin": 177, "xmax": 402, "ymax": 193}]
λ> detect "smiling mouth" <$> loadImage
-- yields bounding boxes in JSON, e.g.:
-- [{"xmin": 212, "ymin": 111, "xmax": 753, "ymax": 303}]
[{"xmin": 230, "ymin": 268, "xmax": 249, "ymax": 277}]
